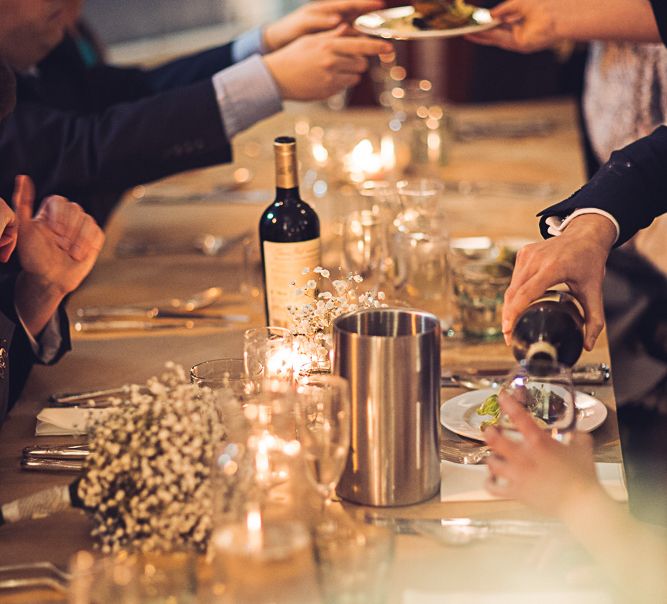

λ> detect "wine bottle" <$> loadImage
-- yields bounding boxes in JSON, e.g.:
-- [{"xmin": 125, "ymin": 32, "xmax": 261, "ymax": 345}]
[
  {"xmin": 259, "ymin": 136, "xmax": 321, "ymax": 328},
  {"xmin": 511, "ymin": 290, "xmax": 585, "ymax": 368}
]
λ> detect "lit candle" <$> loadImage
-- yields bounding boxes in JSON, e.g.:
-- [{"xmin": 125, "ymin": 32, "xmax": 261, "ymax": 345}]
[{"xmin": 246, "ymin": 503, "xmax": 263, "ymax": 553}]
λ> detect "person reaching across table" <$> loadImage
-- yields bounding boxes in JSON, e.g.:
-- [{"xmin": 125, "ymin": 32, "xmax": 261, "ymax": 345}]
[
  {"xmin": 483, "ymin": 392, "xmax": 667, "ymax": 602},
  {"xmin": 0, "ymin": 0, "xmax": 393, "ymax": 225}
]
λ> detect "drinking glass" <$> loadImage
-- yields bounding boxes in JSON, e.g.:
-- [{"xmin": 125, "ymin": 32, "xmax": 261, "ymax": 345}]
[
  {"xmin": 243, "ymin": 327, "xmax": 294, "ymax": 384},
  {"xmin": 296, "ymin": 374, "xmax": 350, "ymax": 512},
  {"xmin": 312, "ymin": 522, "xmax": 394, "ymax": 604},
  {"xmin": 451, "ymin": 260, "xmax": 513, "ymax": 338},
  {"xmin": 342, "ymin": 209, "xmax": 391, "ymax": 291},
  {"xmin": 68, "ymin": 550, "xmax": 197, "ymax": 604},
  {"xmin": 396, "ymin": 177, "xmax": 445, "ymax": 216},
  {"xmin": 497, "ymin": 361, "xmax": 577, "ymax": 442},
  {"xmin": 190, "ymin": 358, "xmax": 255, "ymax": 399}
]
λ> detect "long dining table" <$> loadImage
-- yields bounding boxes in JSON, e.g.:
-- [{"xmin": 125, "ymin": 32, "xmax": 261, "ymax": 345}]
[{"xmin": 0, "ymin": 98, "xmax": 625, "ymax": 603}]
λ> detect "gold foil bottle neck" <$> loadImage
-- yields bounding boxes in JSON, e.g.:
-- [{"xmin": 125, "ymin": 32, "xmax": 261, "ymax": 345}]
[{"xmin": 274, "ymin": 136, "xmax": 298, "ymax": 189}]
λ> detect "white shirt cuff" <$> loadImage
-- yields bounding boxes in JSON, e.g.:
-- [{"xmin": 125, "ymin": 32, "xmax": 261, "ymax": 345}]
[
  {"xmin": 14, "ymin": 305, "xmax": 63, "ymax": 364},
  {"xmin": 545, "ymin": 208, "xmax": 620, "ymax": 244},
  {"xmin": 211, "ymin": 55, "xmax": 282, "ymax": 140}
]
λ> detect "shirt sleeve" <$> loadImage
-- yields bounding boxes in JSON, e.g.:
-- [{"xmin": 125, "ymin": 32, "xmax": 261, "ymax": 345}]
[
  {"xmin": 538, "ymin": 126, "xmax": 667, "ymax": 246},
  {"xmin": 544, "ymin": 208, "xmax": 620, "ymax": 242},
  {"xmin": 14, "ymin": 304, "xmax": 64, "ymax": 364},
  {"xmin": 649, "ymin": 0, "xmax": 667, "ymax": 47},
  {"xmin": 231, "ymin": 27, "xmax": 268, "ymax": 63},
  {"xmin": 211, "ymin": 55, "xmax": 282, "ymax": 140}
]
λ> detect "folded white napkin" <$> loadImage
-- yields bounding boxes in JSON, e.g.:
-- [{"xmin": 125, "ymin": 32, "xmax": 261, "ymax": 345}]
[
  {"xmin": 403, "ymin": 589, "xmax": 612, "ymax": 604},
  {"xmin": 440, "ymin": 460, "xmax": 627, "ymax": 503},
  {"xmin": 35, "ymin": 407, "xmax": 108, "ymax": 436}
]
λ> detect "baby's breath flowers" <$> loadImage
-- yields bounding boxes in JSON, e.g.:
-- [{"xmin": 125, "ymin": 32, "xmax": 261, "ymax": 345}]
[
  {"xmin": 288, "ymin": 267, "xmax": 386, "ymax": 368},
  {"xmin": 78, "ymin": 363, "xmax": 233, "ymax": 554}
]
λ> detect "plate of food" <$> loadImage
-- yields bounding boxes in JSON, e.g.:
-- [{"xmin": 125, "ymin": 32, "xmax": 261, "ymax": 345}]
[
  {"xmin": 354, "ymin": 1, "xmax": 499, "ymax": 40},
  {"xmin": 441, "ymin": 388, "xmax": 608, "ymax": 441}
]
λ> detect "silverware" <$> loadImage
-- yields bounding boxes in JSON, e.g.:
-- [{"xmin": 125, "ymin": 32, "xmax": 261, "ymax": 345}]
[
  {"xmin": 364, "ymin": 515, "xmax": 558, "ymax": 545},
  {"xmin": 0, "ymin": 562, "xmax": 70, "ymax": 593},
  {"xmin": 115, "ymin": 230, "xmax": 249, "ymax": 258},
  {"xmin": 74, "ymin": 316, "xmax": 248, "ymax": 333},
  {"xmin": 77, "ymin": 286, "xmax": 224, "ymax": 318},
  {"xmin": 441, "ymin": 363, "xmax": 610, "ymax": 389},
  {"xmin": 451, "ymin": 117, "xmax": 558, "ymax": 141},
  {"xmin": 136, "ymin": 187, "xmax": 270, "ymax": 206},
  {"xmin": 440, "ymin": 443, "xmax": 490, "ymax": 464},
  {"xmin": 23, "ymin": 444, "xmax": 89, "ymax": 460},
  {"xmin": 443, "ymin": 179, "xmax": 559, "ymax": 199},
  {"xmin": 20, "ymin": 457, "xmax": 84, "ymax": 472},
  {"xmin": 50, "ymin": 385, "xmax": 132, "ymax": 403}
]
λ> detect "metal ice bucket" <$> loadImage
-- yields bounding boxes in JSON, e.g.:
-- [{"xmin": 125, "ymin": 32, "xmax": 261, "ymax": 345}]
[{"xmin": 333, "ymin": 307, "xmax": 441, "ymax": 506}]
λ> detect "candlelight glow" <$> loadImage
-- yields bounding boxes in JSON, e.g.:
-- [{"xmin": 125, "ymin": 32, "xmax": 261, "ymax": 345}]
[
  {"xmin": 246, "ymin": 504, "xmax": 263, "ymax": 552},
  {"xmin": 344, "ymin": 138, "xmax": 396, "ymax": 183}
]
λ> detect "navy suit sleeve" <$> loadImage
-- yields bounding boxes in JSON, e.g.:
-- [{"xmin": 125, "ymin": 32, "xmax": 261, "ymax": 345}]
[
  {"xmin": 76, "ymin": 43, "xmax": 236, "ymax": 109},
  {"xmin": 0, "ymin": 271, "xmax": 70, "ymax": 422},
  {"xmin": 538, "ymin": 126, "xmax": 667, "ymax": 246},
  {"xmin": 0, "ymin": 78, "xmax": 232, "ymax": 206},
  {"xmin": 649, "ymin": 0, "xmax": 667, "ymax": 47}
]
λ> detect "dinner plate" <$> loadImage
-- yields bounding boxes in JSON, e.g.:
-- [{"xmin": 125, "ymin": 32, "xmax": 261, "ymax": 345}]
[
  {"xmin": 354, "ymin": 6, "xmax": 498, "ymax": 40},
  {"xmin": 441, "ymin": 388, "xmax": 608, "ymax": 441}
]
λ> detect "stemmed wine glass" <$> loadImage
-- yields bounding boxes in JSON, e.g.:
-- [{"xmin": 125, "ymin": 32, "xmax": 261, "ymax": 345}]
[
  {"xmin": 497, "ymin": 360, "xmax": 577, "ymax": 442},
  {"xmin": 296, "ymin": 374, "xmax": 351, "ymax": 515}
]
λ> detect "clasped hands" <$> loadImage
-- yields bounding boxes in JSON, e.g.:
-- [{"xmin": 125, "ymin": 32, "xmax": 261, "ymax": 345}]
[{"xmin": 1, "ymin": 175, "xmax": 104, "ymax": 335}]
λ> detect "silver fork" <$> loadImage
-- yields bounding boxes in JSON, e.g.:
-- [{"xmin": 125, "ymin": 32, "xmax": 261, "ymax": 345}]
[{"xmin": 0, "ymin": 562, "xmax": 70, "ymax": 593}]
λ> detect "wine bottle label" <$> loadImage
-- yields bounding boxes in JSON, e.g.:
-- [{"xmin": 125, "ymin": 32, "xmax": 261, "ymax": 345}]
[{"xmin": 263, "ymin": 238, "xmax": 321, "ymax": 328}]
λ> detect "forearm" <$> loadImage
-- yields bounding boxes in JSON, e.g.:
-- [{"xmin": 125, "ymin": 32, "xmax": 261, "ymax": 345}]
[
  {"xmin": 560, "ymin": 486, "xmax": 667, "ymax": 602},
  {"xmin": 14, "ymin": 272, "xmax": 66, "ymax": 337},
  {"xmin": 553, "ymin": 0, "xmax": 659, "ymax": 43}
]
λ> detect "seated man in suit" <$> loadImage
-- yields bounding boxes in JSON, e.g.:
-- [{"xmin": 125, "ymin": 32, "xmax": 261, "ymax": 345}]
[
  {"xmin": 0, "ymin": 57, "xmax": 105, "ymax": 425},
  {"xmin": 0, "ymin": 0, "xmax": 392, "ymax": 225}
]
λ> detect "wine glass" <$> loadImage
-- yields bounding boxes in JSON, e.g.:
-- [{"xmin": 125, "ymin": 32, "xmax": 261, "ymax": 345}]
[
  {"xmin": 497, "ymin": 360, "xmax": 577, "ymax": 443},
  {"xmin": 243, "ymin": 326, "xmax": 294, "ymax": 385},
  {"xmin": 296, "ymin": 375, "xmax": 351, "ymax": 514}
]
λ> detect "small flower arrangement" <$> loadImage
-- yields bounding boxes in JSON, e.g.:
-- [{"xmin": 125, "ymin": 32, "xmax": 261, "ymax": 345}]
[
  {"xmin": 77, "ymin": 363, "xmax": 234, "ymax": 554},
  {"xmin": 288, "ymin": 267, "xmax": 386, "ymax": 368}
]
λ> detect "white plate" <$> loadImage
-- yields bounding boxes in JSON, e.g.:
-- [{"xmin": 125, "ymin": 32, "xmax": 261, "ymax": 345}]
[
  {"xmin": 441, "ymin": 388, "xmax": 608, "ymax": 442},
  {"xmin": 354, "ymin": 6, "xmax": 498, "ymax": 40}
]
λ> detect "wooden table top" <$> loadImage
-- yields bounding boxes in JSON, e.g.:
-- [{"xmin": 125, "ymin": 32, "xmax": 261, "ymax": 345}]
[{"xmin": 0, "ymin": 98, "xmax": 624, "ymax": 603}]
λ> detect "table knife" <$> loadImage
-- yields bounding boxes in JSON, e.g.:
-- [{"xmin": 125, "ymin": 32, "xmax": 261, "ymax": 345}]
[
  {"xmin": 74, "ymin": 316, "xmax": 248, "ymax": 332},
  {"xmin": 22, "ymin": 444, "xmax": 89, "ymax": 460},
  {"xmin": 365, "ymin": 515, "xmax": 559, "ymax": 538},
  {"xmin": 441, "ymin": 363, "xmax": 610, "ymax": 388},
  {"xmin": 20, "ymin": 457, "xmax": 84, "ymax": 472}
]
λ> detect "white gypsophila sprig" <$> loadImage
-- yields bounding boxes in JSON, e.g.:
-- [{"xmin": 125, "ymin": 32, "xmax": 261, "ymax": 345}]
[
  {"xmin": 77, "ymin": 362, "xmax": 235, "ymax": 554},
  {"xmin": 288, "ymin": 267, "xmax": 386, "ymax": 366}
]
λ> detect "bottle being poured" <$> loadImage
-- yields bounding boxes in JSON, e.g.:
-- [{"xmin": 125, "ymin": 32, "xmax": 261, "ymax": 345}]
[{"xmin": 510, "ymin": 290, "xmax": 585, "ymax": 373}]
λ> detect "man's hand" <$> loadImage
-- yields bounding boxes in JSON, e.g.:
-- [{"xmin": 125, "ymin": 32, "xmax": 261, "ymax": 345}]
[
  {"xmin": 502, "ymin": 214, "xmax": 616, "ymax": 351},
  {"xmin": 14, "ymin": 175, "xmax": 105, "ymax": 296},
  {"xmin": 466, "ymin": 0, "xmax": 560, "ymax": 53},
  {"xmin": 12, "ymin": 175, "xmax": 105, "ymax": 336},
  {"xmin": 264, "ymin": 25, "xmax": 392, "ymax": 101},
  {"xmin": 0, "ymin": 197, "xmax": 17, "ymax": 263},
  {"xmin": 484, "ymin": 391, "xmax": 604, "ymax": 519},
  {"xmin": 263, "ymin": 0, "xmax": 384, "ymax": 52}
]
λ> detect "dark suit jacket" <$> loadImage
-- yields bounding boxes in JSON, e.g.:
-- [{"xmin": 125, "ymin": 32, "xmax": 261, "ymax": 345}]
[
  {"xmin": 0, "ymin": 36, "xmax": 237, "ymax": 226},
  {"xmin": 539, "ymin": 126, "xmax": 667, "ymax": 246},
  {"xmin": 0, "ymin": 271, "xmax": 70, "ymax": 425}
]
